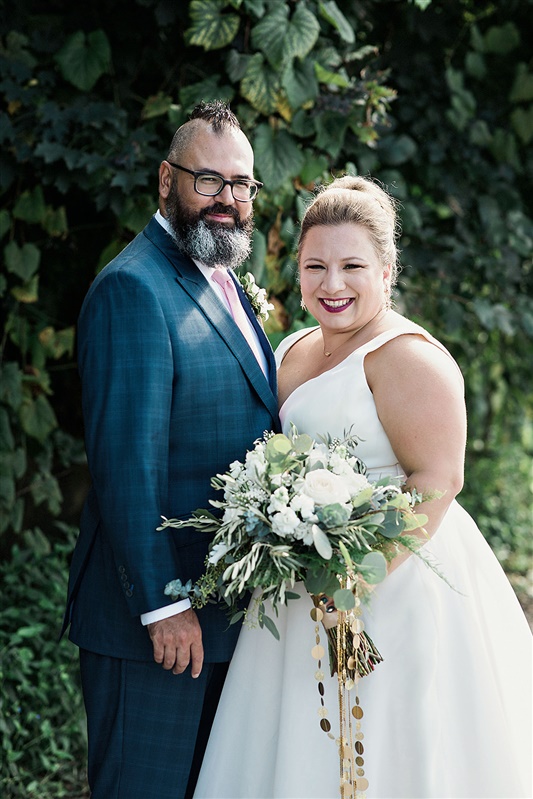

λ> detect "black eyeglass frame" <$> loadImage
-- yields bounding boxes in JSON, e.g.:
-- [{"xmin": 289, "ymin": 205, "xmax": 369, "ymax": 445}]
[{"xmin": 166, "ymin": 161, "xmax": 263, "ymax": 202}]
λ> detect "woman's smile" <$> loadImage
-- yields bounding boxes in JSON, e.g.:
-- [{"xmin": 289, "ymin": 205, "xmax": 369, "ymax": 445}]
[{"xmin": 319, "ymin": 298, "xmax": 355, "ymax": 313}]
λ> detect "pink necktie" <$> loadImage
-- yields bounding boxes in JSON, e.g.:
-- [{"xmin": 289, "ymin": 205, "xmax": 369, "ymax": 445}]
[{"xmin": 211, "ymin": 269, "xmax": 265, "ymax": 372}]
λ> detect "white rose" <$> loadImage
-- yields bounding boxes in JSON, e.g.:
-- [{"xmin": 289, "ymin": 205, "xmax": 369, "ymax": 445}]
[
  {"xmin": 271, "ymin": 507, "xmax": 300, "ymax": 537},
  {"xmin": 343, "ymin": 471, "xmax": 371, "ymax": 498},
  {"xmin": 302, "ymin": 469, "xmax": 351, "ymax": 506}
]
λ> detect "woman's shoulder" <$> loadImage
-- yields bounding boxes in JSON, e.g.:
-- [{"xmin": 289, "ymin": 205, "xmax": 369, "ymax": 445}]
[
  {"xmin": 274, "ymin": 325, "xmax": 319, "ymax": 367},
  {"xmin": 368, "ymin": 314, "xmax": 464, "ymax": 386}
]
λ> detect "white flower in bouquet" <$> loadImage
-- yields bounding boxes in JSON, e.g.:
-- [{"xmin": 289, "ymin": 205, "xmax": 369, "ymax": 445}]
[
  {"xmin": 271, "ymin": 506, "xmax": 301, "ymax": 537},
  {"xmin": 289, "ymin": 492, "xmax": 316, "ymax": 521},
  {"xmin": 302, "ymin": 469, "xmax": 352, "ymax": 506},
  {"xmin": 267, "ymin": 486, "xmax": 290, "ymax": 514},
  {"xmin": 208, "ymin": 542, "xmax": 230, "ymax": 565},
  {"xmin": 222, "ymin": 506, "xmax": 243, "ymax": 524}
]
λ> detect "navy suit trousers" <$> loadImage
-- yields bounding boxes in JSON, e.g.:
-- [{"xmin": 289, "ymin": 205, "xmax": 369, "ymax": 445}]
[{"xmin": 80, "ymin": 650, "xmax": 228, "ymax": 799}]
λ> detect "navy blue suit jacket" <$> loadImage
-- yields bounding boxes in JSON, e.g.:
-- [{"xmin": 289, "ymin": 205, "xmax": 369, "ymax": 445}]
[{"xmin": 64, "ymin": 216, "xmax": 279, "ymax": 663}]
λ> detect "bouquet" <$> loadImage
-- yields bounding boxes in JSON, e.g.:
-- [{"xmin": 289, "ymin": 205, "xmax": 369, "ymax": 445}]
[
  {"xmin": 160, "ymin": 427, "xmax": 435, "ymax": 796},
  {"xmin": 160, "ymin": 427, "xmax": 431, "ymax": 667}
]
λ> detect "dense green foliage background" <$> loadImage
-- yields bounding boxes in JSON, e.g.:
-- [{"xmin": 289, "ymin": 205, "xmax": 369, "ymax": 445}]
[{"xmin": 1, "ymin": 0, "xmax": 532, "ymax": 795}]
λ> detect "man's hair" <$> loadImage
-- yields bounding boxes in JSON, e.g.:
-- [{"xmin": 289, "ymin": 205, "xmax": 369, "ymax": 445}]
[
  {"xmin": 167, "ymin": 100, "xmax": 242, "ymax": 162},
  {"xmin": 189, "ymin": 100, "xmax": 241, "ymax": 132}
]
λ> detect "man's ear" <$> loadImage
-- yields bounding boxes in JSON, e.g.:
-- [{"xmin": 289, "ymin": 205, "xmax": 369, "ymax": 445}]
[{"xmin": 159, "ymin": 161, "xmax": 173, "ymax": 200}]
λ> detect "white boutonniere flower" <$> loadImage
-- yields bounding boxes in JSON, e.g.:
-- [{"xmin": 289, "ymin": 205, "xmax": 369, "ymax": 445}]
[{"xmin": 237, "ymin": 272, "xmax": 274, "ymax": 322}]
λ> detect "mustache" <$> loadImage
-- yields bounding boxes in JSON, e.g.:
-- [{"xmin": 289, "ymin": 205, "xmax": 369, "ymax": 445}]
[{"xmin": 199, "ymin": 203, "xmax": 241, "ymax": 224}]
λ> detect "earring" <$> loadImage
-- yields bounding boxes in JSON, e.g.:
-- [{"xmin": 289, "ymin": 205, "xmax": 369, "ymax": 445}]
[{"xmin": 300, "ymin": 298, "xmax": 307, "ymax": 311}]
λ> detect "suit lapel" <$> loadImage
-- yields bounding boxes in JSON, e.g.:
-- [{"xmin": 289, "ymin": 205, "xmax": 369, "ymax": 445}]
[{"xmin": 143, "ymin": 218, "xmax": 279, "ymax": 423}]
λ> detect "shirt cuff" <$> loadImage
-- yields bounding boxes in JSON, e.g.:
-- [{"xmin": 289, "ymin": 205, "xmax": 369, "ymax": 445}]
[{"xmin": 140, "ymin": 598, "xmax": 191, "ymax": 626}]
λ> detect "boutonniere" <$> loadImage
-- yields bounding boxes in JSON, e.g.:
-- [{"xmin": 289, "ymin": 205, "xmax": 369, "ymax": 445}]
[{"xmin": 237, "ymin": 271, "xmax": 274, "ymax": 323}]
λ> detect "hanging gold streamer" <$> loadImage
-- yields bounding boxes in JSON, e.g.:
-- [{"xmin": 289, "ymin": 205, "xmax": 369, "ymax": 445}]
[{"xmin": 312, "ymin": 579, "xmax": 375, "ymax": 799}]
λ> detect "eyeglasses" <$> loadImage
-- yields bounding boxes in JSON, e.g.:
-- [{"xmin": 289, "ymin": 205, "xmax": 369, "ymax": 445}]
[{"xmin": 167, "ymin": 162, "xmax": 263, "ymax": 202}]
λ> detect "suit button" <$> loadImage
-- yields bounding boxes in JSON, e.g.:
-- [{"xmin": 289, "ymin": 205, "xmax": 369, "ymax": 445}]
[
  {"xmin": 125, "ymin": 589, "xmax": 133, "ymax": 598},
  {"xmin": 121, "ymin": 573, "xmax": 128, "ymax": 582},
  {"xmin": 118, "ymin": 565, "xmax": 126, "ymax": 574}
]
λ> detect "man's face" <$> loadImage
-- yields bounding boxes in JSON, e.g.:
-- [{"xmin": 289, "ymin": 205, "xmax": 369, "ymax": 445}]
[{"xmin": 161, "ymin": 125, "xmax": 256, "ymax": 269}]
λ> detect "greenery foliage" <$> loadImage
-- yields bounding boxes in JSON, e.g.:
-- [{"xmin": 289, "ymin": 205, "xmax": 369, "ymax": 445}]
[
  {"xmin": 0, "ymin": 527, "xmax": 87, "ymax": 798},
  {"xmin": 1, "ymin": 0, "xmax": 532, "ymax": 791}
]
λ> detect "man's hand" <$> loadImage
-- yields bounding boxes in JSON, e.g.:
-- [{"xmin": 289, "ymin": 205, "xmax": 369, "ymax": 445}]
[{"xmin": 147, "ymin": 609, "xmax": 204, "ymax": 677}]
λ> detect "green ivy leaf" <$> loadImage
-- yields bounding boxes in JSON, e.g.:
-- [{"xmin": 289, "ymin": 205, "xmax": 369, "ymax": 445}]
[
  {"xmin": 511, "ymin": 106, "xmax": 533, "ymax": 145},
  {"xmin": 483, "ymin": 22, "xmax": 520, "ymax": 55},
  {"xmin": 251, "ymin": 2, "xmax": 320, "ymax": 69},
  {"xmin": 281, "ymin": 58, "xmax": 319, "ymax": 109},
  {"xmin": 185, "ymin": 0, "xmax": 240, "ymax": 50},
  {"xmin": 179, "ymin": 77, "xmax": 234, "ymax": 112},
  {"xmin": 55, "ymin": 30, "xmax": 111, "ymax": 91},
  {"xmin": 240, "ymin": 53, "xmax": 279, "ymax": 115},
  {"xmin": 254, "ymin": 124, "xmax": 305, "ymax": 190},
  {"xmin": 38, "ymin": 326, "xmax": 75, "ymax": 360},
  {"xmin": 4, "ymin": 241, "xmax": 41, "ymax": 281},
  {"xmin": 319, "ymin": 1, "xmax": 355, "ymax": 44},
  {"xmin": 142, "ymin": 93, "xmax": 173, "ymax": 120},
  {"xmin": 42, "ymin": 206, "xmax": 68, "ymax": 238},
  {"xmin": 11, "ymin": 275, "xmax": 39, "ymax": 304},
  {"xmin": 13, "ymin": 186, "xmax": 46, "ymax": 224},
  {"xmin": 314, "ymin": 61, "xmax": 350, "ymax": 88},
  {"xmin": 299, "ymin": 152, "xmax": 329, "ymax": 186},
  {"xmin": 510, "ymin": 64, "xmax": 533, "ymax": 103},
  {"xmin": 0, "ymin": 363, "xmax": 24, "ymax": 410},
  {"xmin": 19, "ymin": 395, "xmax": 58, "ymax": 443},
  {"xmin": 0, "ymin": 210, "xmax": 10, "ymax": 241}
]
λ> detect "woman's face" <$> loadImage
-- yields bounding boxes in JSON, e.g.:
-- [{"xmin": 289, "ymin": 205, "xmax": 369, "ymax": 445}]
[{"xmin": 299, "ymin": 223, "xmax": 391, "ymax": 334}]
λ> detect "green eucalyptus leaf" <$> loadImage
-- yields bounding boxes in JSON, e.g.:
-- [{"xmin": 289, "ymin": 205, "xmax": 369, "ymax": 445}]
[
  {"xmin": 312, "ymin": 524, "xmax": 333, "ymax": 560},
  {"xmin": 55, "ymin": 30, "xmax": 111, "ymax": 91},
  {"xmin": 379, "ymin": 509, "xmax": 405, "ymax": 539},
  {"xmin": 304, "ymin": 566, "xmax": 339, "ymax": 597},
  {"xmin": 358, "ymin": 551, "xmax": 388, "ymax": 584},
  {"xmin": 333, "ymin": 587, "xmax": 355, "ymax": 611},
  {"xmin": 185, "ymin": 0, "xmax": 240, "ymax": 50}
]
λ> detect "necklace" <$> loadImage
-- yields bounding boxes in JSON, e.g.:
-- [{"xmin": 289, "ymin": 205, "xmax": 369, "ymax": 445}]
[{"xmin": 322, "ymin": 308, "xmax": 388, "ymax": 357}]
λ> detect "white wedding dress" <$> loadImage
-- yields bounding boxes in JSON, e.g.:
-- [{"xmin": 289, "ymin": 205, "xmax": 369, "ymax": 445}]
[{"xmin": 194, "ymin": 324, "xmax": 532, "ymax": 799}]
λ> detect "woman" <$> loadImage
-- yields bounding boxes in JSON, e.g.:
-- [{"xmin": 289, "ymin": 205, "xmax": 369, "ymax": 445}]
[{"xmin": 194, "ymin": 176, "xmax": 532, "ymax": 798}]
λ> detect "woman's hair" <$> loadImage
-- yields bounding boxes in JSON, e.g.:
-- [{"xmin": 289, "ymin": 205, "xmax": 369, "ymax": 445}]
[{"xmin": 298, "ymin": 175, "xmax": 401, "ymax": 288}]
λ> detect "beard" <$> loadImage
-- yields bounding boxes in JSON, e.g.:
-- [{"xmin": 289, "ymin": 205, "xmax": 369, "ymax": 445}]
[{"xmin": 165, "ymin": 179, "xmax": 254, "ymax": 269}]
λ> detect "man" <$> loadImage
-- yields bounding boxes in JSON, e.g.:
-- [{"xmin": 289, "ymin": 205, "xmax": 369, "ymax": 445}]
[{"xmin": 62, "ymin": 101, "xmax": 279, "ymax": 799}]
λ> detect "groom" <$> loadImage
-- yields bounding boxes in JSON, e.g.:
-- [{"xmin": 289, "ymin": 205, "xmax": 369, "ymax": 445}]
[{"xmin": 62, "ymin": 101, "xmax": 279, "ymax": 798}]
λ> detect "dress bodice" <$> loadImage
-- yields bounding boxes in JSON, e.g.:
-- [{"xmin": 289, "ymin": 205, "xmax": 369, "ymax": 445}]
[{"xmin": 275, "ymin": 322, "xmax": 459, "ymax": 480}]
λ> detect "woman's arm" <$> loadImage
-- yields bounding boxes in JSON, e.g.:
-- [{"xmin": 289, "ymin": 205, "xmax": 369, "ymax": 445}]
[{"xmin": 365, "ymin": 333, "xmax": 467, "ymax": 574}]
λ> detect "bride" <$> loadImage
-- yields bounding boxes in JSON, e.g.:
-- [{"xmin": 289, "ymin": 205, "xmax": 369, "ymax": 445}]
[{"xmin": 193, "ymin": 176, "xmax": 532, "ymax": 798}]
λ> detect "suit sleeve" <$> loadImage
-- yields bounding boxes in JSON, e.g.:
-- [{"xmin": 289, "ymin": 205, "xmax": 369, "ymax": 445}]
[{"xmin": 78, "ymin": 267, "xmax": 182, "ymax": 616}]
